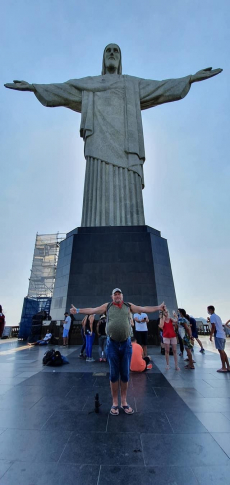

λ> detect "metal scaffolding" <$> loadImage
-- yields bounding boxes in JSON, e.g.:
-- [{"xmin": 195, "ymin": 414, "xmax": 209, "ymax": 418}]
[
  {"xmin": 28, "ymin": 233, "xmax": 65, "ymax": 298},
  {"xmin": 19, "ymin": 232, "xmax": 66, "ymax": 339}
]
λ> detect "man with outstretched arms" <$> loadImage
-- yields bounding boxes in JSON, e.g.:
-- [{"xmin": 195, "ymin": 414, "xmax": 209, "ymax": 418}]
[{"xmin": 71, "ymin": 289, "xmax": 164, "ymax": 416}]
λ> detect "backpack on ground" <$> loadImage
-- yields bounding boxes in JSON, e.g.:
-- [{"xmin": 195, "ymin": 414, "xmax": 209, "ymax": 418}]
[{"xmin": 42, "ymin": 349, "xmax": 63, "ymax": 366}]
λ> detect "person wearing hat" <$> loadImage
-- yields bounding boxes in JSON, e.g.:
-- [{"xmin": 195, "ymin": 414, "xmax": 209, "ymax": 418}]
[
  {"xmin": 70, "ymin": 289, "xmax": 164, "ymax": 416},
  {"xmin": 63, "ymin": 312, "xmax": 71, "ymax": 346}
]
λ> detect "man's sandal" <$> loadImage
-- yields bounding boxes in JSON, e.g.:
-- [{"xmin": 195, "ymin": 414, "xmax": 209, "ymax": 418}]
[
  {"xmin": 110, "ymin": 405, "xmax": 119, "ymax": 416},
  {"xmin": 184, "ymin": 365, "xmax": 195, "ymax": 369},
  {"xmin": 121, "ymin": 405, "xmax": 134, "ymax": 415}
]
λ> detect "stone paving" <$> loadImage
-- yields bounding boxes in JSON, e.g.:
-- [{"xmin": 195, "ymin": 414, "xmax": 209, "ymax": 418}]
[{"xmin": 0, "ymin": 338, "xmax": 229, "ymax": 484}]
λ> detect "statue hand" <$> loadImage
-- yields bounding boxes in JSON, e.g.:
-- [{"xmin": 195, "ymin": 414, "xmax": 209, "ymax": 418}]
[
  {"xmin": 4, "ymin": 80, "xmax": 35, "ymax": 92},
  {"xmin": 191, "ymin": 67, "xmax": 223, "ymax": 83}
]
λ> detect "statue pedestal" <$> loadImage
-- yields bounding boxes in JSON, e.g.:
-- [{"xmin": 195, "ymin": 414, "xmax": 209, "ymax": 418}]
[{"xmin": 50, "ymin": 226, "xmax": 177, "ymax": 323}]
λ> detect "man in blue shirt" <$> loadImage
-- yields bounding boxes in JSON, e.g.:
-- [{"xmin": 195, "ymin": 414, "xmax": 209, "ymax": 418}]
[
  {"xmin": 208, "ymin": 305, "xmax": 230, "ymax": 373},
  {"xmin": 186, "ymin": 314, "xmax": 205, "ymax": 353}
]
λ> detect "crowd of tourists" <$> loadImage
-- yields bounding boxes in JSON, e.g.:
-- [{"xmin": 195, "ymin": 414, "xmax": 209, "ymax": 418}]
[
  {"xmin": 67, "ymin": 300, "xmax": 230, "ymax": 375},
  {"xmin": 69, "ymin": 289, "xmax": 230, "ymax": 415},
  {"xmin": 20, "ymin": 288, "xmax": 230, "ymax": 417}
]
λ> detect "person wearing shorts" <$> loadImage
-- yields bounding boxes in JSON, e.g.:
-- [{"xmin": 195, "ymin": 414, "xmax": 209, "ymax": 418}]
[
  {"xmin": 208, "ymin": 305, "xmax": 230, "ymax": 373},
  {"xmin": 186, "ymin": 314, "xmax": 205, "ymax": 353},
  {"xmin": 134, "ymin": 312, "xmax": 149, "ymax": 356},
  {"xmin": 159, "ymin": 309, "xmax": 180, "ymax": 370},
  {"xmin": 70, "ymin": 289, "xmax": 164, "ymax": 416}
]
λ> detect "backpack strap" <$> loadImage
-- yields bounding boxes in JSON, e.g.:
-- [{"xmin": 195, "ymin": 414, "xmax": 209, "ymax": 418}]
[
  {"xmin": 106, "ymin": 302, "xmax": 113, "ymax": 329},
  {"xmin": 124, "ymin": 302, "xmax": 131, "ymax": 309}
]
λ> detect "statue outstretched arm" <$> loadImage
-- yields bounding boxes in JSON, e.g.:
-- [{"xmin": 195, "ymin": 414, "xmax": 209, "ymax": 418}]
[
  {"xmin": 4, "ymin": 79, "xmax": 82, "ymax": 112},
  {"xmin": 4, "ymin": 80, "xmax": 35, "ymax": 92},
  {"xmin": 190, "ymin": 67, "xmax": 223, "ymax": 83},
  {"xmin": 139, "ymin": 67, "xmax": 222, "ymax": 110}
]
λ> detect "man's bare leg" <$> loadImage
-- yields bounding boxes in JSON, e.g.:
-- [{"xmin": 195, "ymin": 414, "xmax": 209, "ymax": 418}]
[
  {"xmin": 217, "ymin": 350, "xmax": 230, "ymax": 371},
  {"xmin": 196, "ymin": 337, "xmax": 204, "ymax": 350},
  {"xmin": 110, "ymin": 381, "xmax": 119, "ymax": 412},
  {"xmin": 120, "ymin": 380, "xmax": 133, "ymax": 413},
  {"xmin": 186, "ymin": 349, "xmax": 194, "ymax": 368}
]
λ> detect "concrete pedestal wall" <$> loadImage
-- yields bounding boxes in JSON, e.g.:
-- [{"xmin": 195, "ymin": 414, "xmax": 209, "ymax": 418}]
[{"xmin": 50, "ymin": 226, "xmax": 177, "ymax": 321}]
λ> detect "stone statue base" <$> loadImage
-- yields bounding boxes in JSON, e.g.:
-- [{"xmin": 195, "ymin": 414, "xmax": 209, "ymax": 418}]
[{"xmin": 50, "ymin": 225, "xmax": 177, "ymax": 322}]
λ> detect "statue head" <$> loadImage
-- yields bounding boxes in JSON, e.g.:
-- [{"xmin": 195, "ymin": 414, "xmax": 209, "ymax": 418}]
[{"xmin": 102, "ymin": 43, "xmax": 122, "ymax": 75}]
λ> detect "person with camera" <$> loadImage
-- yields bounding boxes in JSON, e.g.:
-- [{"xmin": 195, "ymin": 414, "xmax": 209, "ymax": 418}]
[
  {"xmin": 159, "ymin": 308, "xmax": 180, "ymax": 370},
  {"xmin": 133, "ymin": 311, "xmax": 149, "ymax": 357}
]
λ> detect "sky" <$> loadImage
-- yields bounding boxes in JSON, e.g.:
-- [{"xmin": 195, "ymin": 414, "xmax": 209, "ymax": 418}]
[{"xmin": 1, "ymin": 0, "xmax": 229, "ymax": 324}]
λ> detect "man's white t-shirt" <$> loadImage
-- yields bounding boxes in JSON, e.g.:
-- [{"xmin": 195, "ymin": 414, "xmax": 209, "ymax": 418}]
[
  {"xmin": 134, "ymin": 313, "xmax": 148, "ymax": 332},
  {"xmin": 210, "ymin": 313, "xmax": 225, "ymax": 339},
  {"xmin": 64, "ymin": 316, "xmax": 71, "ymax": 331},
  {"xmin": 43, "ymin": 333, "xmax": 52, "ymax": 341}
]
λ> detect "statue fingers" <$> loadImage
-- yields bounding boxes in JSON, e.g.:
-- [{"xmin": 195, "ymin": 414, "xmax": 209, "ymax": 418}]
[
  {"xmin": 4, "ymin": 83, "xmax": 18, "ymax": 89},
  {"xmin": 211, "ymin": 68, "xmax": 223, "ymax": 75},
  {"xmin": 202, "ymin": 67, "xmax": 223, "ymax": 75},
  {"xmin": 205, "ymin": 68, "xmax": 223, "ymax": 78}
]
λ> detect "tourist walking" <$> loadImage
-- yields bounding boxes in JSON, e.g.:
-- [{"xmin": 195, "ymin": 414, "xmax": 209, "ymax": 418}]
[
  {"xmin": 186, "ymin": 314, "xmax": 205, "ymax": 353},
  {"xmin": 177, "ymin": 309, "xmax": 194, "ymax": 369},
  {"xmin": 70, "ymin": 289, "xmax": 164, "ymax": 415},
  {"xmin": 159, "ymin": 308, "xmax": 180, "ymax": 370},
  {"xmin": 208, "ymin": 305, "xmax": 230, "ymax": 373}
]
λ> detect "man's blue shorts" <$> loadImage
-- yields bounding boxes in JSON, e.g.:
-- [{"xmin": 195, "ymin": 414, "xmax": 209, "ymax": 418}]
[
  {"xmin": 106, "ymin": 337, "xmax": 132, "ymax": 383},
  {"xmin": 214, "ymin": 337, "xmax": 226, "ymax": 350},
  {"xmin": 63, "ymin": 328, "xmax": 69, "ymax": 338}
]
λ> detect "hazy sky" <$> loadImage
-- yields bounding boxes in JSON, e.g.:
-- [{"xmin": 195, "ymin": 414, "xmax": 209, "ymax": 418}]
[{"xmin": 1, "ymin": 0, "xmax": 229, "ymax": 324}]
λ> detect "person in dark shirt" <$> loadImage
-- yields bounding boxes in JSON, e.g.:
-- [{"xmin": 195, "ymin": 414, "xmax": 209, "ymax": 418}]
[
  {"xmin": 0, "ymin": 306, "xmax": 5, "ymax": 338},
  {"xmin": 97, "ymin": 314, "xmax": 107, "ymax": 361},
  {"xmin": 85, "ymin": 314, "xmax": 96, "ymax": 362},
  {"xmin": 186, "ymin": 314, "xmax": 205, "ymax": 353}
]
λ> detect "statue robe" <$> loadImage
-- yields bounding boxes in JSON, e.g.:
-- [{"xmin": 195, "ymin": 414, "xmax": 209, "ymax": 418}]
[{"xmin": 33, "ymin": 74, "xmax": 191, "ymax": 226}]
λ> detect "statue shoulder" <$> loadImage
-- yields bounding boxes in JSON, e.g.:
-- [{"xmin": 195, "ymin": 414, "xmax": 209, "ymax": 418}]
[
  {"xmin": 66, "ymin": 75, "xmax": 101, "ymax": 85},
  {"xmin": 124, "ymin": 74, "xmax": 143, "ymax": 86},
  {"xmin": 125, "ymin": 74, "xmax": 141, "ymax": 80}
]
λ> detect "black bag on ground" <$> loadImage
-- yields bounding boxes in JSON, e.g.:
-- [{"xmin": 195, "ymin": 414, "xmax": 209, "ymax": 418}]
[
  {"xmin": 50, "ymin": 335, "xmax": 59, "ymax": 345},
  {"xmin": 43, "ymin": 349, "xmax": 63, "ymax": 366}
]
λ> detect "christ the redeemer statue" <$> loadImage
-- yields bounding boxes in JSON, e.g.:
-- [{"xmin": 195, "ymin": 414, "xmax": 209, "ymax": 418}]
[{"xmin": 5, "ymin": 44, "xmax": 222, "ymax": 227}]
